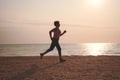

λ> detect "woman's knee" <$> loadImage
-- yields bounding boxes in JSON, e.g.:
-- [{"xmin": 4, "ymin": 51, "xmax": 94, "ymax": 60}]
[
  {"xmin": 57, "ymin": 47, "xmax": 61, "ymax": 51},
  {"xmin": 48, "ymin": 48, "xmax": 54, "ymax": 51}
]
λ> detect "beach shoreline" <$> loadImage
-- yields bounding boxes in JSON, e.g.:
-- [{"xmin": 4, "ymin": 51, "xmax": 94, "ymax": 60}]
[{"xmin": 0, "ymin": 56, "xmax": 120, "ymax": 80}]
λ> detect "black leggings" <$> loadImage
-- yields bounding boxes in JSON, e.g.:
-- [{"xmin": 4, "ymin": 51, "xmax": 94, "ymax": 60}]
[{"xmin": 47, "ymin": 38, "xmax": 61, "ymax": 53}]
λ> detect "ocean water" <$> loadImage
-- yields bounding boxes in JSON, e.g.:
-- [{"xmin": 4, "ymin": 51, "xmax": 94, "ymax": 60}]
[{"xmin": 0, "ymin": 43, "xmax": 120, "ymax": 56}]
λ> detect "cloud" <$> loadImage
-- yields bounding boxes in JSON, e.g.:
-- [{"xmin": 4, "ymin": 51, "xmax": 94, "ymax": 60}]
[
  {"xmin": 62, "ymin": 24, "xmax": 95, "ymax": 28},
  {"xmin": 0, "ymin": 19, "xmax": 51, "ymax": 26},
  {"xmin": 0, "ymin": 19, "xmax": 92, "ymax": 28},
  {"xmin": 0, "ymin": 19, "xmax": 118, "ymax": 30}
]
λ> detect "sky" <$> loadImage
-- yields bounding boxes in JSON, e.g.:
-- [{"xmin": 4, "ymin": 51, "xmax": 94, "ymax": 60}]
[{"xmin": 0, "ymin": 0, "xmax": 120, "ymax": 44}]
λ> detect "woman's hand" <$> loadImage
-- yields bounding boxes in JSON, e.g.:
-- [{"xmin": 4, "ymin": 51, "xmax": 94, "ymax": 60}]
[
  {"xmin": 63, "ymin": 30, "xmax": 67, "ymax": 33},
  {"xmin": 60, "ymin": 30, "xmax": 67, "ymax": 36}
]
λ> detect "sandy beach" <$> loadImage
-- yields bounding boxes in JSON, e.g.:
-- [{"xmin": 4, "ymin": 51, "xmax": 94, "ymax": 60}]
[{"xmin": 0, "ymin": 56, "xmax": 120, "ymax": 80}]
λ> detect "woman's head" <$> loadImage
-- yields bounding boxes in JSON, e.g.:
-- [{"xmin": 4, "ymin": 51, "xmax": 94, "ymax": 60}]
[{"xmin": 54, "ymin": 21, "xmax": 60, "ymax": 27}]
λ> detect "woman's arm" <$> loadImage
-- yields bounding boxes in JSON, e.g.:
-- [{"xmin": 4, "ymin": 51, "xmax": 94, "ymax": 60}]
[
  {"xmin": 49, "ymin": 28, "xmax": 55, "ymax": 40},
  {"xmin": 60, "ymin": 30, "xmax": 67, "ymax": 36}
]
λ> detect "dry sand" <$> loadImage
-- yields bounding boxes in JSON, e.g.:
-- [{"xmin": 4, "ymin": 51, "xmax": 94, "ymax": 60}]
[{"xmin": 0, "ymin": 56, "xmax": 120, "ymax": 80}]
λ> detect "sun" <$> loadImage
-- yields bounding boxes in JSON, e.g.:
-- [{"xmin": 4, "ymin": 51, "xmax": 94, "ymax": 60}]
[{"xmin": 87, "ymin": 0, "xmax": 103, "ymax": 6}]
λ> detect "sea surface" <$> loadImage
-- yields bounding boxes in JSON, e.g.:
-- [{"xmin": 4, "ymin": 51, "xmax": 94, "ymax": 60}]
[{"xmin": 0, "ymin": 43, "xmax": 120, "ymax": 56}]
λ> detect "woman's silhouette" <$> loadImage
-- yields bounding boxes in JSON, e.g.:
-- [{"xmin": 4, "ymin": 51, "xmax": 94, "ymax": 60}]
[{"xmin": 40, "ymin": 21, "xmax": 66, "ymax": 63}]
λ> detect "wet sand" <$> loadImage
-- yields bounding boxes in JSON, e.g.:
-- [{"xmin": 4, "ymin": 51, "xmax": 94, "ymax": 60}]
[{"xmin": 0, "ymin": 56, "xmax": 120, "ymax": 80}]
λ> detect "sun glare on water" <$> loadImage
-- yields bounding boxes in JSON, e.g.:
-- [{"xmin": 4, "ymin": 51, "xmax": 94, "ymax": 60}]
[{"xmin": 85, "ymin": 43, "xmax": 107, "ymax": 56}]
